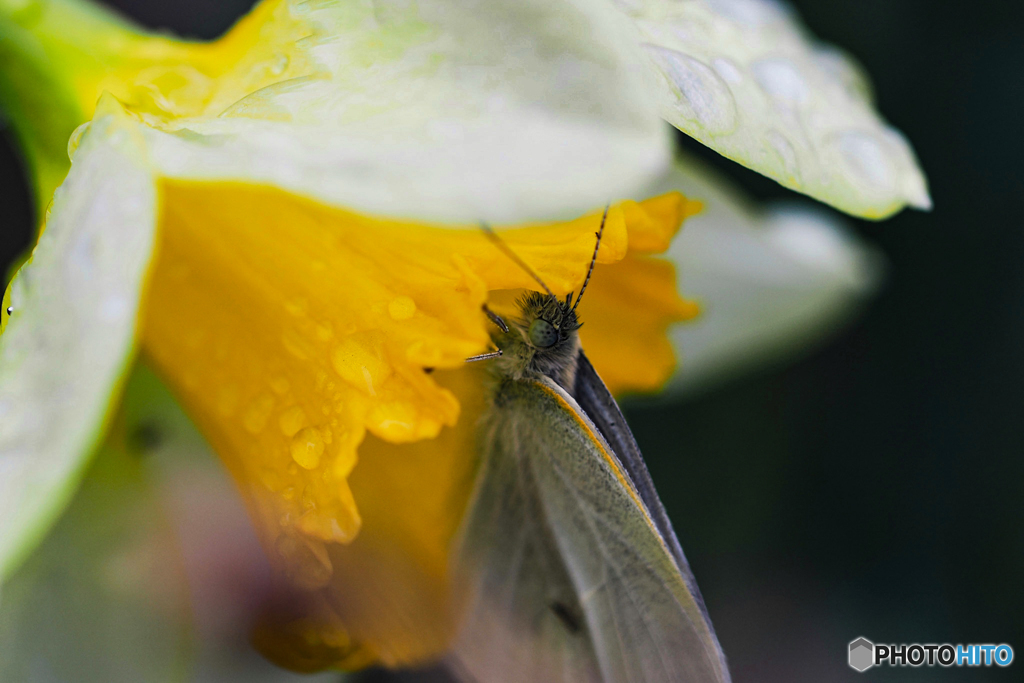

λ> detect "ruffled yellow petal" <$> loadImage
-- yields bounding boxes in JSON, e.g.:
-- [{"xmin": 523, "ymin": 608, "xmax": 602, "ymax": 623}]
[
  {"xmin": 141, "ymin": 182, "xmax": 633, "ymax": 575},
  {"xmin": 619, "ymin": 193, "xmax": 703, "ymax": 254},
  {"xmin": 486, "ymin": 193, "xmax": 701, "ymax": 396},
  {"xmin": 577, "ymin": 257, "xmax": 700, "ymax": 395},
  {"xmin": 139, "ymin": 184, "xmax": 693, "ymax": 669}
]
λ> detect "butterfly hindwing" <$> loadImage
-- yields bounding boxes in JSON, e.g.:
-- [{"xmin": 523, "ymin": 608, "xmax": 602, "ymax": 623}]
[{"xmin": 452, "ymin": 376, "xmax": 728, "ymax": 683}]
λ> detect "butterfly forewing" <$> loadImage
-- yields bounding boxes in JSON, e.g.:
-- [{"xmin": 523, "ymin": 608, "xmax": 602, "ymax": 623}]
[
  {"xmin": 452, "ymin": 377, "xmax": 729, "ymax": 683},
  {"xmin": 573, "ymin": 350, "xmax": 716, "ymax": 629}
]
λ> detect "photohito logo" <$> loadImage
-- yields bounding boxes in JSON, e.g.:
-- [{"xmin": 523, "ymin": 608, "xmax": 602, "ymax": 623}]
[
  {"xmin": 848, "ymin": 637, "xmax": 1014, "ymax": 671},
  {"xmin": 848, "ymin": 638, "xmax": 875, "ymax": 672}
]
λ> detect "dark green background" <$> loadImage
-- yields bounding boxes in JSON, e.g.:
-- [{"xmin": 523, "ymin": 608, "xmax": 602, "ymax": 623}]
[{"xmin": 1, "ymin": 1, "xmax": 1020, "ymax": 681}]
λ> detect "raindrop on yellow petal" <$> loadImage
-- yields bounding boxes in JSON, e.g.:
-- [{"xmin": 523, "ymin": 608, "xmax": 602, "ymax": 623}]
[
  {"xmin": 388, "ymin": 296, "xmax": 417, "ymax": 321},
  {"xmin": 290, "ymin": 427, "xmax": 325, "ymax": 470},
  {"xmin": 279, "ymin": 406, "xmax": 307, "ymax": 437},
  {"xmin": 244, "ymin": 393, "xmax": 276, "ymax": 435},
  {"xmin": 270, "ymin": 53, "xmax": 289, "ymax": 76},
  {"xmin": 331, "ymin": 337, "xmax": 391, "ymax": 395}
]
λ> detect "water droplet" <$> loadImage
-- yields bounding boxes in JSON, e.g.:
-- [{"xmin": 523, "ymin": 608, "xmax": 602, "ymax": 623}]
[
  {"xmin": 645, "ymin": 45, "xmax": 737, "ymax": 136},
  {"xmin": 368, "ymin": 401, "xmax": 418, "ymax": 441},
  {"xmin": 332, "ymin": 337, "xmax": 391, "ymax": 395},
  {"xmin": 834, "ymin": 131, "xmax": 895, "ymax": 191},
  {"xmin": 814, "ymin": 47, "xmax": 873, "ymax": 103},
  {"xmin": 5, "ymin": 307, "xmax": 12, "ymax": 316},
  {"xmin": 284, "ymin": 298, "xmax": 308, "ymax": 317},
  {"xmin": 281, "ymin": 330, "xmax": 309, "ymax": 359},
  {"xmin": 244, "ymin": 394, "xmax": 275, "ymax": 435},
  {"xmin": 388, "ymin": 296, "xmax": 417, "ymax": 321},
  {"xmin": 752, "ymin": 59, "xmax": 809, "ymax": 107},
  {"xmin": 67, "ymin": 122, "xmax": 90, "ymax": 161},
  {"xmin": 270, "ymin": 53, "xmax": 289, "ymax": 76},
  {"xmin": 712, "ymin": 58, "xmax": 743, "ymax": 85},
  {"xmin": 279, "ymin": 406, "xmax": 307, "ymax": 437},
  {"xmin": 259, "ymin": 466, "xmax": 284, "ymax": 491},
  {"xmin": 290, "ymin": 427, "xmax": 324, "ymax": 469},
  {"xmin": 707, "ymin": 0, "xmax": 789, "ymax": 28},
  {"xmin": 765, "ymin": 130, "xmax": 799, "ymax": 182}
]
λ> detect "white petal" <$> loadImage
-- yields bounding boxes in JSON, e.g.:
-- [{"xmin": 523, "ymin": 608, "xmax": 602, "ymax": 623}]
[
  {"xmin": 614, "ymin": 0, "xmax": 930, "ymax": 218},
  {"xmin": 140, "ymin": 0, "xmax": 671, "ymax": 223},
  {"xmin": 653, "ymin": 154, "xmax": 883, "ymax": 394},
  {"xmin": 0, "ymin": 101, "xmax": 157, "ymax": 578}
]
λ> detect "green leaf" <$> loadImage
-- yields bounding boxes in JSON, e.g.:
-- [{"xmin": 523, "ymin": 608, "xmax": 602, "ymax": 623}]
[
  {"xmin": 615, "ymin": 0, "xmax": 930, "ymax": 218},
  {"xmin": 0, "ymin": 99, "xmax": 158, "ymax": 580}
]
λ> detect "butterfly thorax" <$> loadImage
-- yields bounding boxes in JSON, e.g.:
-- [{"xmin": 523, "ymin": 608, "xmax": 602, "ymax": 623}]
[{"xmin": 490, "ymin": 291, "xmax": 581, "ymax": 389}]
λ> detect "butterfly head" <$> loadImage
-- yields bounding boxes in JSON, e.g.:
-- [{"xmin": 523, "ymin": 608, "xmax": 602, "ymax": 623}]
[
  {"xmin": 490, "ymin": 291, "xmax": 581, "ymax": 386},
  {"xmin": 472, "ymin": 205, "xmax": 608, "ymax": 388}
]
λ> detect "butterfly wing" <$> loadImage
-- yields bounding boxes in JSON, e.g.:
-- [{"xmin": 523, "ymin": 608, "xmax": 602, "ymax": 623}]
[
  {"xmin": 451, "ymin": 376, "xmax": 729, "ymax": 683},
  {"xmin": 573, "ymin": 350, "xmax": 717, "ymax": 631}
]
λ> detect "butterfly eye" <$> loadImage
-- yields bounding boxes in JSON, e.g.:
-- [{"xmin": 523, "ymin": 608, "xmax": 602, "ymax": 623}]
[{"xmin": 528, "ymin": 319, "xmax": 558, "ymax": 348}]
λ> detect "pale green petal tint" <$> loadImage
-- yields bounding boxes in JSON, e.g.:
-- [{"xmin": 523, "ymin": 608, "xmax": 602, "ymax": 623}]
[
  {"xmin": 0, "ymin": 388, "xmax": 191, "ymax": 682},
  {"xmin": 138, "ymin": 0, "xmax": 670, "ymax": 223},
  {"xmin": 651, "ymin": 153, "xmax": 882, "ymax": 393},
  {"xmin": 0, "ymin": 101, "xmax": 157, "ymax": 579},
  {"xmin": 613, "ymin": 0, "xmax": 930, "ymax": 218}
]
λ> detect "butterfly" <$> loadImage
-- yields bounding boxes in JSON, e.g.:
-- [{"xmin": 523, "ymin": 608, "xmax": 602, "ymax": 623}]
[{"xmin": 448, "ymin": 209, "xmax": 731, "ymax": 683}]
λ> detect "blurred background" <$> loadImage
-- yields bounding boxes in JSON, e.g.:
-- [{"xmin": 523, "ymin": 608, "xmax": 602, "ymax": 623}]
[{"xmin": 1, "ymin": 1, "xmax": 1020, "ymax": 681}]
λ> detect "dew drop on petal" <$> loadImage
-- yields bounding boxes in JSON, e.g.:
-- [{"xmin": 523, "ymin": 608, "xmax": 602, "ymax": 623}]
[
  {"xmin": 752, "ymin": 59, "xmax": 809, "ymax": 107},
  {"xmin": 707, "ymin": 0, "xmax": 789, "ymax": 28},
  {"xmin": 765, "ymin": 129, "xmax": 799, "ymax": 182},
  {"xmin": 279, "ymin": 406, "xmax": 307, "ymax": 437},
  {"xmin": 281, "ymin": 330, "xmax": 310, "ymax": 360},
  {"xmin": 290, "ymin": 426, "xmax": 324, "ymax": 469},
  {"xmin": 388, "ymin": 295, "xmax": 417, "ymax": 321},
  {"xmin": 270, "ymin": 53, "xmax": 289, "ymax": 76},
  {"xmin": 67, "ymin": 122, "xmax": 90, "ymax": 161},
  {"xmin": 244, "ymin": 394, "xmax": 275, "ymax": 435},
  {"xmin": 712, "ymin": 57, "xmax": 744, "ymax": 85},
  {"xmin": 645, "ymin": 45, "xmax": 738, "ymax": 136},
  {"xmin": 331, "ymin": 337, "xmax": 391, "ymax": 395},
  {"xmin": 835, "ymin": 131, "xmax": 896, "ymax": 191}
]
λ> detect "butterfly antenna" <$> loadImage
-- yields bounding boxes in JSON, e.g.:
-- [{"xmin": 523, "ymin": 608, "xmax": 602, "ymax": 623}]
[
  {"xmin": 571, "ymin": 204, "xmax": 609, "ymax": 314},
  {"xmin": 479, "ymin": 222, "xmax": 557, "ymax": 300}
]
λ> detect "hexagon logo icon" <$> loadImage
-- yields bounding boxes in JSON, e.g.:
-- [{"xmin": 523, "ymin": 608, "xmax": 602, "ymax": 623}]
[{"xmin": 849, "ymin": 637, "xmax": 875, "ymax": 672}]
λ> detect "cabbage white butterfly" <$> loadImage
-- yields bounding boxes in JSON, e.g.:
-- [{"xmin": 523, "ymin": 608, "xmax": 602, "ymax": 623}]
[{"xmin": 450, "ymin": 211, "xmax": 730, "ymax": 683}]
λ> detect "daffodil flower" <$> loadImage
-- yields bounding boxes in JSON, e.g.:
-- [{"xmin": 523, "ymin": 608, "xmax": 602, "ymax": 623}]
[{"xmin": 0, "ymin": 0, "xmax": 928, "ymax": 678}]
